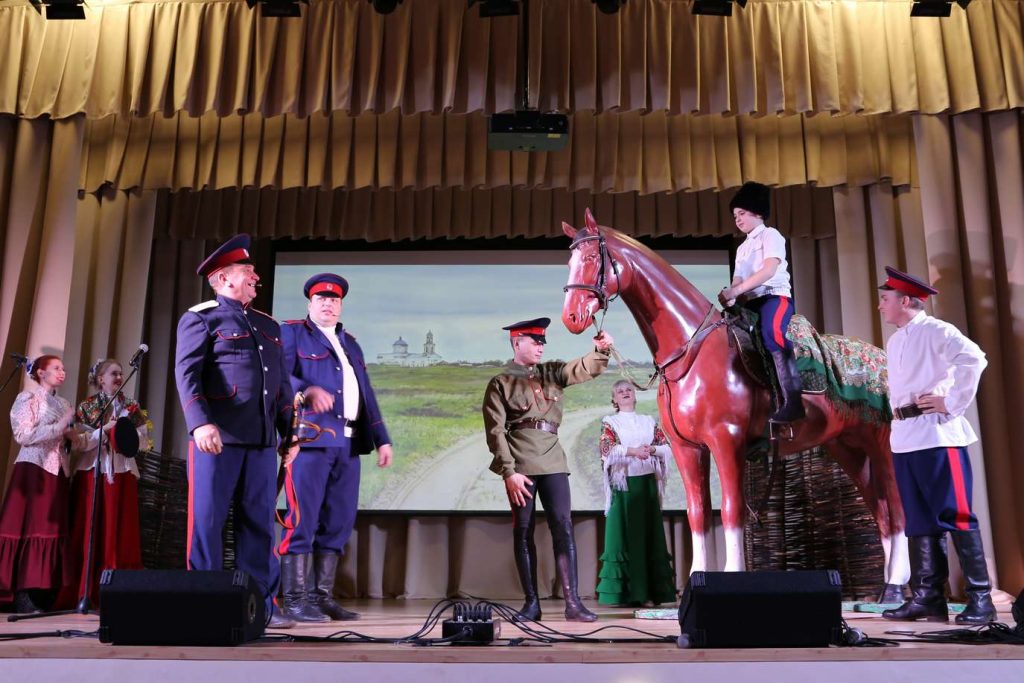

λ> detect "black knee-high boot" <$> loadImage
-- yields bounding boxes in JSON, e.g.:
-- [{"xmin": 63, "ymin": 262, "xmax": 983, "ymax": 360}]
[
  {"xmin": 949, "ymin": 530, "xmax": 997, "ymax": 625},
  {"xmin": 312, "ymin": 551, "xmax": 360, "ymax": 621},
  {"xmin": 551, "ymin": 524, "xmax": 597, "ymax": 623},
  {"xmin": 883, "ymin": 535, "xmax": 949, "ymax": 622},
  {"xmin": 513, "ymin": 527, "xmax": 542, "ymax": 621},
  {"xmin": 768, "ymin": 349, "xmax": 806, "ymax": 424},
  {"xmin": 281, "ymin": 554, "xmax": 330, "ymax": 623}
]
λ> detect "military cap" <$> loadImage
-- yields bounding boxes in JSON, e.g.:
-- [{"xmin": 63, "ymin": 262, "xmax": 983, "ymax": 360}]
[
  {"xmin": 303, "ymin": 273, "xmax": 349, "ymax": 299},
  {"xmin": 503, "ymin": 317, "xmax": 551, "ymax": 344},
  {"xmin": 109, "ymin": 416, "xmax": 140, "ymax": 459},
  {"xmin": 197, "ymin": 234, "xmax": 252, "ymax": 277},
  {"xmin": 878, "ymin": 266, "xmax": 938, "ymax": 299},
  {"xmin": 728, "ymin": 181, "xmax": 771, "ymax": 220}
]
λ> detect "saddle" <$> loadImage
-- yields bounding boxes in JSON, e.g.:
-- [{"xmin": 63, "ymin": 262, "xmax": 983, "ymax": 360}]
[{"xmin": 723, "ymin": 307, "xmax": 826, "ymax": 397}]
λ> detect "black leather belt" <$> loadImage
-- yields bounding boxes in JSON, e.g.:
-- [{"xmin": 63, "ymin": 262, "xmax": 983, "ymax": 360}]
[
  {"xmin": 509, "ymin": 419, "xmax": 559, "ymax": 435},
  {"xmin": 893, "ymin": 403, "xmax": 924, "ymax": 420}
]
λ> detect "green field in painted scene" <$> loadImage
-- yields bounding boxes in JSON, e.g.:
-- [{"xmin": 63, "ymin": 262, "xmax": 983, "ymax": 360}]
[{"xmin": 357, "ymin": 363, "xmax": 720, "ymax": 512}]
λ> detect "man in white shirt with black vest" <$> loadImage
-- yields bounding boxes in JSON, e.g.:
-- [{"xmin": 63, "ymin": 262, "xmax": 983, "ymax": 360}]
[{"xmin": 877, "ymin": 266, "xmax": 995, "ymax": 625}]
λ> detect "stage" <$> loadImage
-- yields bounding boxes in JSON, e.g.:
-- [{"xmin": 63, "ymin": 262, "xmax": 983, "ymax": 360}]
[{"xmin": 1, "ymin": 599, "xmax": 1021, "ymax": 682}]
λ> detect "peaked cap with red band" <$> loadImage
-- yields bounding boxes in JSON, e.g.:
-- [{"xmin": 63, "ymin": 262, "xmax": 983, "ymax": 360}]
[
  {"xmin": 878, "ymin": 266, "xmax": 939, "ymax": 299},
  {"xmin": 303, "ymin": 273, "xmax": 349, "ymax": 299},
  {"xmin": 197, "ymin": 233, "xmax": 252, "ymax": 277},
  {"xmin": 503, "ymin": 317, "xmax": 551, "ymax": 344}
]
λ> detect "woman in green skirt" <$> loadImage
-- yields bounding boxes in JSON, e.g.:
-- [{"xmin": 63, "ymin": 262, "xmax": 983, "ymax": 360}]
[{"xmin": 596, "ymin": 381, "xmax": 677, "ymax": 607}]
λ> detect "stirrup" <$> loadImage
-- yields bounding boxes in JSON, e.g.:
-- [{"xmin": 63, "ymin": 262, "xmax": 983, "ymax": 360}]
[{"xmin": 768, "ymin": 421, "xmax": 794, "ymax": 442}]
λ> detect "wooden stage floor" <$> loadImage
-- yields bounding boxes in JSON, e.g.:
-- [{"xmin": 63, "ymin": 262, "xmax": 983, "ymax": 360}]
[{"xmin": 2, "ymin": 599, "xmax": 1022, "ymax": 682}]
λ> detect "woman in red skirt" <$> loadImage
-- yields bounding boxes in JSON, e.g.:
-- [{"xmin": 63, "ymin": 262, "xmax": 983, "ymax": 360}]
[
  {"xmin": 58, "ymin": 359, "xmax": 147, "ymax": 608},
  {"xmin": 0, "ymin": 355, "xmax": 85, "ymax": 613}
]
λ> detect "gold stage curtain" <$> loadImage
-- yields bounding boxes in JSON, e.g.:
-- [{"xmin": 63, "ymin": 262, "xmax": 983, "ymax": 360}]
[
  {"xmin": 80, "ymin": 110, "xmax": 915, "ymax": 194},
  {"xmin": 151, "ymin": 184, "xmax": 836, "ymax": 241},
  {"xmin": 1, "ymin": 0, "xmax": 1022, "ymax": 119}
]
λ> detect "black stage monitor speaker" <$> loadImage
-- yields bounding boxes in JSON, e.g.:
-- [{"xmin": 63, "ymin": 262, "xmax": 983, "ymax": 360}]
[
  {"xmin": 99, "ymin": 569, "xmax": 266, "ymax": 646},
  {"xmin": 678, "ymin": 570, "xmax": 843, "ymax": 648}
]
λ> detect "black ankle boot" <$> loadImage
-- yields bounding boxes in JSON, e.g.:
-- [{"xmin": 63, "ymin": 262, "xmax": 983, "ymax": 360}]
[
  {"xmin": 513, "ymin": 529, "xmax": 542, "ymax": 622},
  {"xmin": 883, "ymin": 535, "xmax": 949, "ymax": 622},
  {"xmin": 13, "ymin": 590, "xmax": 42, "ymax": 615},
  {"xmin": 553, "ymin": 533, "xmax": 597, "ymax": 623},
  {"xmin": 311, "ymin": 551, "xmax": 360, "ymax": 621},
  {"xmin": 768, "ymin": 349, "xmax": 806, "ymax": 425},
  {"xmin": 281, "ymin": 554, "xmax": 330, "ymax": 623},
  {"xmin": 950, "ymin": 530, "xmax": 997, "ymax": 625}
]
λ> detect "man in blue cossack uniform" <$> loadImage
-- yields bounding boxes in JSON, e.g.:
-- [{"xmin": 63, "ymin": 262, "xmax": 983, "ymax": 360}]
[
  {"xmin": 174, "ymin": 234, "xmax": 297, "ymax": 629},
  {"xmin": 277, "ymin": 273, "xmax": 392, "ymax": 623}
]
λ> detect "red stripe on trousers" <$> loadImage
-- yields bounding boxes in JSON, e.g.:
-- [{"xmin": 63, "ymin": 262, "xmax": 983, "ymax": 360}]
[
  {"xmin": 186, "ymin": 441, "xmax": 195, "ymax": 568},
  {"xmin": 276, "ymin": 465, "xmax": 299, "ymax": 555},
  {"xmin": 772, "ymin": 297, "xmax": 790, "ymax": 348},
  {"xmin": 946, "ymin": 447, "xmax": 972, "ymax": 531}
]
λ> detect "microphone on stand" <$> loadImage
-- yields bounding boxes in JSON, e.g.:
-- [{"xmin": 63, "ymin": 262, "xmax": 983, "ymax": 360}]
[
  {"xmin": 9, "ymin": 352, "xmax": 29, "ymax": 365},
  {"xmin": 128, "ymin": 344, "xmax": 149, "ymax": 368}
]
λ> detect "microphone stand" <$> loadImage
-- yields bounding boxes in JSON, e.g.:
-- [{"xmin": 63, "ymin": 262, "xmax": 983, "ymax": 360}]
[
  {"xmin": 8, "ymin": 359, "xmax": 144, "ymax": 621},
  {"xmin": 0, "ymin": 359, "xmax": 26, "ymax": 396}
]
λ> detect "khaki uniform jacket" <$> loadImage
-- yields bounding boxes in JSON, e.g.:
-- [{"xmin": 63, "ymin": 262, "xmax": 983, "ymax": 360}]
[{"xmin": 482, "ymin": 350, "xmax": 609, "ymax": 478}]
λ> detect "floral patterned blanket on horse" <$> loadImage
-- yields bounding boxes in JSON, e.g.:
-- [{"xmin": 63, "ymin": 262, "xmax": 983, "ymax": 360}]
[{"xmin": 787, "ymin": 314, "xmax": 892, "ymax": 424}]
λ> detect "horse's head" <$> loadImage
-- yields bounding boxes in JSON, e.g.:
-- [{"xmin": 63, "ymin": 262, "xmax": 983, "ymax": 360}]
[{"xmin": 561, "ymin": 209, "xmax": 620, "ymax": 335}]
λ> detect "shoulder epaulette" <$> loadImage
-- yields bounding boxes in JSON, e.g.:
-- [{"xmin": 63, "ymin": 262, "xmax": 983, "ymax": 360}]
[
  {"xmin": 188, "ymin": 300, "xmax": 219, "ymax": 313},
  {"xmin": 284, "ymin": 319, "xmax": 305, "ymax": 325}
]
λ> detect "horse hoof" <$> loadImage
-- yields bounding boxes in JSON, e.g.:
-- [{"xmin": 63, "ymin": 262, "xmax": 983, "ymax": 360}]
[{"xmin": 877, "ymin": 583, "xmax": 906, "ymax": 604}]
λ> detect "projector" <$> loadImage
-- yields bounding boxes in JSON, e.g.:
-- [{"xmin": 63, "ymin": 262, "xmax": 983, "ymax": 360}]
[{"xmin": 488, "ymin": 111, "xmax": 569, "ymax": 152}]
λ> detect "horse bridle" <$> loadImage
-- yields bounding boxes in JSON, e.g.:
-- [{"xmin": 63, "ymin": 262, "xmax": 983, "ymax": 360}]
[{"xmin": 563, "ymin": 232, "xmax": 620, "ymax": 315}]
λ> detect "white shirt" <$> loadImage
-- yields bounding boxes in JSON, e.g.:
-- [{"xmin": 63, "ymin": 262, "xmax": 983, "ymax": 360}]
[
  {"xmin": 74, "ymin": 393, "xmax": 145, "ymax": 481},
  {"xmin": 316, "ymin": 322, "xmax": 360, "ymax": 421},
  {"xmin": 735, "ymin": 223, "xmax": 792, "ymax": 298},
  {"xmin": 886, "ymin": 311, "xmax": 987, "ymax": 453},
  {"xmin": 600, "ymin": 411, "xmax": 671, "ymax": 514},
  {"xmin": 10, "ymin": 385, "xmax": 74, "ymax": 477}
]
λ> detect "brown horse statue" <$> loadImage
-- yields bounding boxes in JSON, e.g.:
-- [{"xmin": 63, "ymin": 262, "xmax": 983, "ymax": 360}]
[{"xmin": 561, "ymin": 210, "xmax": 908, "ymax": 600}]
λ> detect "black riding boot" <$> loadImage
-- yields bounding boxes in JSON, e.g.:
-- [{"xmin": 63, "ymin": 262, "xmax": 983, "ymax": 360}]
[
  {"xmin": 552, "ymin": 530, "xmax": 597, "ymax": 623},
  {"xmin": 950, "ymin": 530, "xmax": 997, "ymax": 625},
  {"xmin": 513, "ymin": 527, "xmax": 542, "ymax": 622},
  {"xmin": 768, "ymin": 349, "xmax": 806, "ymax": 424},
  {"xmin": 281, "ymin": 554, "xmax": 330, "ymax": 623},
  {"xmin": 883, "ymin": 535, "xmax": 949, "ymax": 622},
  {"xmin": 311, "ymin": 551, "xmax": 360, "ymax": 621}
]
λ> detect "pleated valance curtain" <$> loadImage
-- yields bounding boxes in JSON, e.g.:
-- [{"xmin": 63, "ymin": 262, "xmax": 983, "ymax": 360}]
[
  {"xmin": 150, "ymin": 184, "xmax": 837, "ymax": 241},
  {"xmin": 80, "ymin": 110, "xmax": 915, "ymax": 194},
  {"xmin": 1, "ymin": 0, "xmax": 1021, "ymax": 120}
]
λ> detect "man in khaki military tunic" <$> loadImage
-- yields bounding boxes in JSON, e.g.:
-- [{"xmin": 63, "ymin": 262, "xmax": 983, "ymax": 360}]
[{"xmin": 482, "ymin": 317, "xmax": 613, "ymax": 623}]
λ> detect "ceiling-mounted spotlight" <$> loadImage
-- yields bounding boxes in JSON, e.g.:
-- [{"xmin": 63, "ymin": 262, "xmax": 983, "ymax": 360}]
[
  {"xmin": 593, "ymin": 0, "xmax": 626, "ymax": 14},
  {"xmin": 692, "ymin": 0, "xmax": 746, "ymax": 17},
  {"xmin": 469, "ymin": 0, "xmax": 521, "ymax": 18},
  {"xmin": 244, "ymin": 0, "xmax": 306, "ymax": 18},
  {"xmin": 368, "ymin": 0, "xmax": 403, "ymax": 14},
  {"xmin": 30, "ymin": 0, "xmax": 86, "ymax": 20},
  {"xmin": 910, "ymin": 0, "xmax": 972, "ymax": 17}
]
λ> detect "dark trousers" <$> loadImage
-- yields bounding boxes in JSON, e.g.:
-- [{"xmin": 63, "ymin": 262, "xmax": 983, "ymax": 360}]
[
  {"xmin": 894, "ymin": 446, "xmax": 978, "ymax": 537},
  {"xmin": 278, "ymin": 442, "xmax": 359, "ymax": 556},
  {"xmin": 743, "ymin": 294, "xmax": 795, "ymax": 353},
  {"xmin": 512, "ymin": 472, "xmax": 574, "ymax": 559},
  {"xmin": 187, "ymin": 441, "xmax": 279, "ymax": 611}
]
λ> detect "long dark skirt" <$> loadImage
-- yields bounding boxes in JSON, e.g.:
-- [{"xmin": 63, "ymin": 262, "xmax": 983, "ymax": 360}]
[{"xmin": 0, "ymin": 462, "xmax": 70, "ymax": 603}]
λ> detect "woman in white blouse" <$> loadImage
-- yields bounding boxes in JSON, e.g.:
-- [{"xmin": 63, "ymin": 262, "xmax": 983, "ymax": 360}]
[
  {"xmin": 0, "ymin": 355, "xmax": 86, "ymax": 614},
  {"xmin": 57, "ymin": 359, "xmax": 147, "ymax": 608},
  {"xmin": 595, "ymin": 381, "xmax": 676, "ymax": 607}
]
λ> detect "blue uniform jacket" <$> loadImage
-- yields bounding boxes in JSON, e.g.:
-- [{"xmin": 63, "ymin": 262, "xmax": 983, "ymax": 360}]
[
  {"xmin": 280, "ymin": 317, "xmax": 390, "ymax": 455},
  {"xmin": 174, "ymin": 295, "xmax": 292, "ymax": 447}
]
